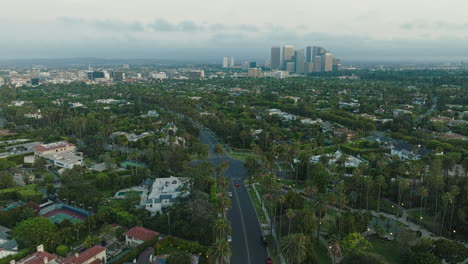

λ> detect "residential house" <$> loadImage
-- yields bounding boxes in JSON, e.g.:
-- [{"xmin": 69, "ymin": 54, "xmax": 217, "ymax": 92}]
[
  {"xmin": 32, "ymin": 141, "xmax": 83, "ymax": 169},
  {"xmin": 14, "ymin": 244, "xmax": 107, "ymax": 264},
  {"xmin": 125, "ymin": 227, "xmax": 159, "ymax": 247},
  {"xmin": 393, "ymin": 109, "xmax": 412, "ymax": 117},
  {"xmin": 13, "ymin": 245, "xmax": 57, "ymax": 264},
  {"xmin": 145, "ymin": 176, "xmax": 189, "ymax": 215},
  {"xmin": 0, "ymin": 225, "xmax": 18, "ymax": 259},
  {"xmin": 61, "ymin": 245, "xmax": 107, "ymax": 264},
  {"xmin": 333, "ymin": 128, "xmax": 357, "ymax": 140},
  {"xmin": 310, "ymin": 150, "xmax": 366, "ymax": 169}
]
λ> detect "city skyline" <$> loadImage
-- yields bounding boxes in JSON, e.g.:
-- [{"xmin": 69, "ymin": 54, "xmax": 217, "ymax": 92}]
[{"xmin": 2, "ymin": 0, "xmax": 468, "ymax": 62}]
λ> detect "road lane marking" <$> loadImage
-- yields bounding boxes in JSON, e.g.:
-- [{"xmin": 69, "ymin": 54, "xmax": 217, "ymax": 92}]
[{"xmin": 232, "ymin": 181, "xmax": 251, "ymax": 264}]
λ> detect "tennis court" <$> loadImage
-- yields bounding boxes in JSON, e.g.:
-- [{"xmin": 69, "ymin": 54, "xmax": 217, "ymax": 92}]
[
  {"xmin": 48, "ymin": 212, "xmax": 82, "ymax": 223},
  {"xmin": 43, "ymin": 208, "xmax": 87, "ymax": 224}
]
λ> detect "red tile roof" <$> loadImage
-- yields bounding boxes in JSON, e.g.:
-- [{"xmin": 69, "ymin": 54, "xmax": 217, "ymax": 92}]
[
  {"xmin": 125, "ymin": 226, "xmax": 159, "ymax": 241},
  {"xmin": 60, "ymin": 245, "xmax": 106, "ymax": 264},
  {"xmin": 34, "ymin": 141, "xmax": 74, "ymax": 152},
  {"xmin": 17, "ymin": 251, "xmax": 56, "ymax": 264}
]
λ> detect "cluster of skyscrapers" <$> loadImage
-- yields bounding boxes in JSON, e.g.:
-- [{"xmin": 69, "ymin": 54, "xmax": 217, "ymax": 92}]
[
  {"xmin": 271, "ymin": 45, "xmax": 341, "ymax": 73},
  {"xmin": 222, "ymin": 57, "xmax": 235, "ymax": 68}
]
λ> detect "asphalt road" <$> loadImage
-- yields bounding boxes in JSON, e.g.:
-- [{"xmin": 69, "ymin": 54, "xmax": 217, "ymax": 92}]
[{"xmin": 198, "ymin": 127, "xmax": 268, "ymax": 264}]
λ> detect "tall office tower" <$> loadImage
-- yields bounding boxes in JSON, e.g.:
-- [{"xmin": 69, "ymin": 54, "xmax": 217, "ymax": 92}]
[
  {"xmin": 285, "ymin": 62, "xmax": 295, "ymax": 73},
  {"xmin": 222, "ymin": 57, "xmax": 229, "ymax": 68},
  {"xmin": 264, "ymin": 60, "xmax": 271, "ymax": 69},
  {"xmin": 271, "ymin": 46, "xmax": 281, "ymax": 70},
  {"xmin": 332, "ymin": 58, "xmax": 340, "ymax": 71},
  {"xmin": 113, "ymin": 71, "xmax": 125, "ymax": 82},
  {"xmin": 306, "ymin": 46, "xmax": 313, "ymax": 62},
  {"xmin": 294, "ymin": 49, "xmax": 305, "ymax": 74},
  {"xmin": 313, "ymin": 46, "xmax": 327, "ymax": 61},
  {"xmin": 313, "ymin": 56, "xmax": 322, "ymax": 72},
  {"xmin": 305, "ymin": 62, "xmax": 314, "ymax": 73},
  {"xmin": 241, "ymin": 61, "xmax": 250, "ymax": 70},
  {"xmin": 229, "ymin": 57, "xmax": 235, "ymax": 68},
  {"xmin": 282, "ymin": 46, "xmax": 294, "ymax": 68},
  {"xmin": 250, "ymin": 62, "xmax": 257, "ymax": 68},
  {"xmin": 321, "ymin": 53, "xmax": 333, "ymax": 72}
]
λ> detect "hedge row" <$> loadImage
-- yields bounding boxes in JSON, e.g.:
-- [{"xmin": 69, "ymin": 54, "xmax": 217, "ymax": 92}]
[{"xmin": 0, "ymin": 185, "xmax": 42, "ymax": 202}]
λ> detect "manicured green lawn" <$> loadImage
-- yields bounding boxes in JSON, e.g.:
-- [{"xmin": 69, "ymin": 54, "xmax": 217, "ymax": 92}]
[
  {"xmin": 368, "ymin": 236, "xmax": 406, "ymax": 264},
  {"xmin": 230, "ymin": 151, "xmax": 255, "ymax": 161}
]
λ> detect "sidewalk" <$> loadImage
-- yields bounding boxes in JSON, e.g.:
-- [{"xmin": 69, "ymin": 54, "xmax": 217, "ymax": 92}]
[{"xmin": 251, "ymin": 183, "xmax": 286, "ymax": 264}]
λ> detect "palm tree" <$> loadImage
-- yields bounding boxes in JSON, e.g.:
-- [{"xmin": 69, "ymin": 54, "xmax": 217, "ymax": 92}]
[
  {"xmin": 329, "ymin": 238, "xmax": 343, "ymax": 264},
  {"xmin": 364, "ymin": 176, "xmax": 372, "ymax": 211},
  {"xmin": 375, "ymin": 175, "xmax": 385, "ymax": 213},
  {"xmin": 314, "ymin": 193, "xmax": 328, "ymax": 240},
  {"xmin": 279, "ymin": 233, "xmax": 308, "ymax": 264},
  {"xmin": 214, "ymin": 144, "xmax": 223, "ymax": 171},
  {"xmin": 336, "ymin": 193, "xmax": 348, "ymax": 238},
  {"xmin": 439, "ymin": 192, "xmax": 451, "ymax": 236},
  {"xmin": 216, "ymin": 193, "xmax": 231, "ymax": 219},
  {"xmin": 278, "ymin": 195, "xmax": 286, "ymax": 238},
  {"xmin": 418, "ymin": 186, "xmax": 429, "ymax": 225},
  {"xmin": 286, "ymin": 209, "xmax": 296, "ymax": 235},
  {"xmin": 448, "ymin": 186, "xmax": 460, "ymax": 238},
  {"xmin": 213, "ymin": 218, "xmax": 232, "ymax": 241},
  {"xmin": 217, "ymin": 174, "xmax": 230, "ymax": 191},
  {"xmin": 208, "ymin": 239, "xmax": 232, "ymax": 264},
  {"xmin": 397, "ymin": 178, "xmax": 409, "ymax": 218},
  {"xmin": 304, "ymin": 182, "xmax": 318, "ymax": 208}
]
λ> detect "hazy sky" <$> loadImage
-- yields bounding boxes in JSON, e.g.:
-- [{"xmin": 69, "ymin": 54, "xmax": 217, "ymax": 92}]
[{"xmin": 2, "ymin": 0, "xmax": 468, "ymax": 62}]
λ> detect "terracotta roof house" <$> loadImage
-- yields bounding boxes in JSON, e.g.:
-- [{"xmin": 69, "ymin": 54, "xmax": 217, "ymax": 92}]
[
  {"xmin": 125, "ymin": 227, "xmax": 159, "ymax": 247},
  {"xmin": 14, "ymin": 245, "xmax": 57, "ymax": 264},
  {"xmin": 60, "ymin": 245, "xmax": 107, "ymax": 264},
  {"xmin": 12, "ymin": 245, "xmax": 106, "ymax": 264}
]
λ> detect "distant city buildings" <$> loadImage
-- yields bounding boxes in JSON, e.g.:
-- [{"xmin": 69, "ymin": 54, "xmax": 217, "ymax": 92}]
[
  {"xmin": 294, "ymin": 49, "xmax": 305, "ymax": 74},
  {"xmin": 282, "ymin": 45, "xmax": 294, "ymax": 69},
  {"xmin": 248, "ymin": 67, "xmax": 263, "ymax": 77},
  {"xmin": 222, "ymin": 57, "xmax": 235, "ymax": 68},
  {"xmin": 87, "ymin": 70, "xmax": 110, "ymax": 81},
  {"xmin": 112, "ymin": 71, "xmax": 125, "ymax": 82},
  {"xmin": 271, "ymin": 47, "xmax": 281, "ymax": 70},
  {"xmin": 186, "ymin": 70, "xmax": 205, "ymax": 80}
]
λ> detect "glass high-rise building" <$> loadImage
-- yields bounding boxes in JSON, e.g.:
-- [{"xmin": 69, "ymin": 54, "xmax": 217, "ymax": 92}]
[
  {"xmin": 294, "ymin": 49, "xmax": 305, "ymax": 74},
  {"xmin": 306, "ymin": 46, "xmax": 312, "ymax": 62},
  {"xmin": 282, "ymin": 46, "xmax": 294, "ymax": 68},
  {"xmin": 271, "ymin": 47, "xmax": 281, "ymax": 70}
]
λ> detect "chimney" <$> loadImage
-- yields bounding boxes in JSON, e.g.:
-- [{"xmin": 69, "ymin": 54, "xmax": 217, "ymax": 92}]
[
  {"xmin": 37, "ymin": 244, "xmax": 44, "ymax": 252},
  {"xmin": 75, "ymin": 253, "xmax": 79, "ymax": 258},
  {"xmin": 43, "ymin": 257, "xmax": 48, "ymax": 264}
]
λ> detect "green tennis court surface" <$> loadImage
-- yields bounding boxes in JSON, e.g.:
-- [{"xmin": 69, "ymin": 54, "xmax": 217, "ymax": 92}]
[{"xmin": 49, "ymin": 212, "xmax": 82, "ymax": 223}]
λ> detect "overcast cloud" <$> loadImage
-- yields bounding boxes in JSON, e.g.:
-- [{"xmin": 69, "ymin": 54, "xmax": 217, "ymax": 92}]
[{"xmin": 1, "ymin": 0, "xmax": 468, "ymax": 62}]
